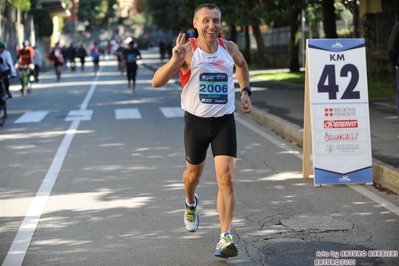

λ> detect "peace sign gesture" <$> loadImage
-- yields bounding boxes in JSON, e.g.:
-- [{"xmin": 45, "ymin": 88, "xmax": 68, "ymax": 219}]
[{"xmin": 172, "ymin": 33, "xmax": 187, "ymax": 62}]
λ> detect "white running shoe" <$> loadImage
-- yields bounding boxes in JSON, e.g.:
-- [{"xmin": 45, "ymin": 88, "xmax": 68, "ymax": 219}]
[
  {"xmin": 214, "ymin": 233, "xmax": 238, "ymax": 258},
  {"xmin": 183, "ymin": 193, "xmax": 199, "ymax": 232}
]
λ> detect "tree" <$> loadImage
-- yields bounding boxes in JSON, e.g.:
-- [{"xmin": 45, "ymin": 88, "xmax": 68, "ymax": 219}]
[
  {"xmin": 104, "ymin": 0, "xmax": 118, "ymax": 23},
  {"xmin": 322, "ymin": 0, "xmax": 338, "ymax": 38},
  {"xmin": 9, "ymin": 0, "xmax": 31, "ymax": 11},
  {"xmin": 264, "ymin": 0, "xmax": 307, "ymax": 72},
  {"xmin": 31, "ymin": 8, "xmax": 53, "ymax": 37},
  {"xmin": 147, "ymin": 0, "xmax": 191, "ymax": 33},
  {"xmin": 77, "ymin": 0, "xmax": 106, "ymax": 29}
]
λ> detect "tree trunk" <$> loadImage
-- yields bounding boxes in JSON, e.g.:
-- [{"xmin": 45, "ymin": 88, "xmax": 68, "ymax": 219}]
[
  {"xmin": 289, "ymin": 8, "xmax": 301, "ymax": 72},
  {"xmin": 352, "ymin": 0, "xmax": 360, "ymax": 38},
  {"xmin": 322, "ymin": 0, "xmax": 338, "ymax": 38},
  {"xmin": 252, "ymin": 23, "xmax": 268, "ymax": 68},
  {"xmin": 244, "ymin": 25, "xmax": 251, "ymax": 64},
  {"xmin": 230, "ymin": 24, "xmax": 237, "ymax": 42}
]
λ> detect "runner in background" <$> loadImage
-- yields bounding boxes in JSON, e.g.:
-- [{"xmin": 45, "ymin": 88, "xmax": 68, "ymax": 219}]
[
  {"xmin": 49, "ymin": 42, "xmax": 64, "ymax": 82},
  {"xmin": 122, "ymin": 40, "xmax": 141, "ymax": 92},
  {"xmin": 90, "ymin": 42, "xmax": 102, "ymax": 76},
  {"xmin": 115, "ymin": 39, "xmax": 126, "ymax": 75}
]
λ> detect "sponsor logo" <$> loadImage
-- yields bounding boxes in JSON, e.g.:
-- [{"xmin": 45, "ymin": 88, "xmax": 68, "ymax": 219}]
[
  {"xmin": 332, "ymin": 42, "xmax": 343, "ymax": 48},
  {"xmin": 325, "ymin": 132, "xmax": 359, "ymax": 141},
  {"xmin": 325, "ymin": 144, "xmax": 335, "ymax": 153},
  {"xmin": 339, "ymin": 175, "xmax": 351, "ymax": 182},
  {"xmin": 324, "ymin": 107, "xmax": 356, "ymax": 117},
  {"xmin": 324, "ymin": 120, "xmax": 358, "ymax": 129},
  {"xmin": 325, "ymin": 144, "xmax": 361, "ymax": 153}
]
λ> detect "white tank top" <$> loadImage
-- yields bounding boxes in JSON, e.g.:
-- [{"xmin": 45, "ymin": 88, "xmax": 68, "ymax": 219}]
[{"xmin": 179, "ymin": 38, "xmax": 235, "ymax": 118}]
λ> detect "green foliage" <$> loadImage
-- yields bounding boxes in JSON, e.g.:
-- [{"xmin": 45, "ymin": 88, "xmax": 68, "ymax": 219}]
[
  {"xmin": 77, "ymin": 0, "xmax": 104, "ymax": 26},
  {"xmin": 146, "ymin": 0, "xmax": 189, "ymax": 32},
  {"xmin": 10, "ymin": 0, "xmax": 31, "ymax": 11},
  {"xmin": 253, "ymin": 71, "xmax": 396, "ymax": 101},
  {"xmin": 105, "ymin": 0, "xmax": 117, "ymax": 20},
  {"xmin": 30, "ymin": 8, "xmax": 53, "ymax": 37},
  {"xmin": 76, "ymin": 0, "xmax": 119, "ymax": 26},
  {"xmin": 121, "ymin": 13, "xmax": 146, "ymax": 26}
]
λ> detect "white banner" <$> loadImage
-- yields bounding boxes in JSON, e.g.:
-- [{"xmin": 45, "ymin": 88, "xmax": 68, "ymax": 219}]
[{"xmin": 307, "ymin": 39, "xmax": 372, "ymax": 185}]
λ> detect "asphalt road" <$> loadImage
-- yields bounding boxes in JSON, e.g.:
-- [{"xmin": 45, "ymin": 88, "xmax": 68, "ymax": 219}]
[{"xmin": 1, "ymin": 52, "xmax": 399, "ymax": 266}]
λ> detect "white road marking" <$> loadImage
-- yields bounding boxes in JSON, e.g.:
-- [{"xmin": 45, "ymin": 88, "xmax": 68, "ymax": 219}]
[
  {"xmin": 2, "ymin": 68, "xmax": 102, "ymax": 266},
  {"xmin": 65, "ymin": 110, "xmax": 93, "ymax": 121},
  {"xmin": 14, "ymin": 111, "xmax": 49, "ymax": 124},
  {"xmin": 235, "ymin": 113, "xmax": 399, "ymax": 218},
  {"xmin": 115, "ymin": 108, "xmax": 142, "ymax": 119},
  {"xmin": 160, "ymin": 107, "xmax": 184, "ymax": 118}
]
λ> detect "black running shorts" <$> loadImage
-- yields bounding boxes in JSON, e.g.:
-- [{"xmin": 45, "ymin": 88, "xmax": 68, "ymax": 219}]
[{"xmin": 184, "ymin": 112, "xmax": 237, "ymax": 165}]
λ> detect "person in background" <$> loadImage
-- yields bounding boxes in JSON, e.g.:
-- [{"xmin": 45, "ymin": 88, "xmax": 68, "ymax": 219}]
[
  {"xmin": 106, "ymin": 41, "xmax": 113, "ymax": 60},
  {"xmin": 115, "ymin": 39, "xmax": 126, "ymax": 75},
  {"xmin": 159, "ymin": 39, "xmax": 166, "ymax": 61},
  {"xmin": 77, "ymin": 43, "xmax": 88, "ymax": 71},
  {"xmin": 151, "ymin": 3, "xmax": 252, "ymax": 259},
  {"xmin": 122, "ymin": 40, "xmax": 141, "ymax": 92},
  {"xmin": 15, "ymin": 40, "xmax": 35, "ymax": 92},
  {"xmin": 166, "ymin": 39, "xmax": 173, "ymax": 59},
  {"xmin": 49, "ymin": 42, "xmax": 64, "ymax": 82},
  {"xmin": 61, "ymin": 45, "xmax": 68, "ymax": 70},
  {"xmin": 33, "ymin": 46, "xmax": 43, "ymax": 82},
  {"xmin": 0, "ymin": 41, "xmax": 17, "ymax": 98},
  {"xmin": 90, "ymin": 42, "xmax": 102, "ymax": 76},
  {"xmin": 67, "ymin": 43, "xmax": 77, "ymax": 71},
  {"xmin": 388, "ymin": 21, "xmax": 399, "ymax": 136}
]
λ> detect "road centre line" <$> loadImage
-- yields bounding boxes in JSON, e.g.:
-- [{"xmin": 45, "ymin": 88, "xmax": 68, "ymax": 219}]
[
  {"xmin": 2, "ymin": 69, "xmax": 101, "ymax": 266},
  {"xmin": 235, "ymin": 114, "xmax": 399, "ymax": 218}
]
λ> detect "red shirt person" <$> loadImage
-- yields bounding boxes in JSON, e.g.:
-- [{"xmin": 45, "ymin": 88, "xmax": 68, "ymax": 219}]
[
  {"xmin": 16, "ymin": 40, "xmax": 35, "ymax": 67},
  {"xmin": 15, "ymin": 40, "xmax": 35, "ymax": 91}
]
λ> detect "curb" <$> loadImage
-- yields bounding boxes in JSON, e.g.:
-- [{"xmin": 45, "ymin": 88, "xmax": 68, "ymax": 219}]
[{"xmin": 234, "ymin": 100, "xmax": 399, "ymax": 195}]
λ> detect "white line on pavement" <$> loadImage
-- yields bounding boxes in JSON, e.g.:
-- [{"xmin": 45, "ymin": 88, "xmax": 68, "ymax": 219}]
[
  {"xmin": 115, "ymin": 108, "xmax": 142, "ymax": 119},
  {"xmin": 160, "ymin": 107, "xmax": 185, "ymax": 118},
  {"xmin": 14, "ymin": 111, "xmax": 49, "ymax": 124}
]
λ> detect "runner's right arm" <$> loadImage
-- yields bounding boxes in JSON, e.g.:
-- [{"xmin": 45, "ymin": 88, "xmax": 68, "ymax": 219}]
[{"xmin": 152, "ymin": 33, "xmax": 189, "ymax": 87}]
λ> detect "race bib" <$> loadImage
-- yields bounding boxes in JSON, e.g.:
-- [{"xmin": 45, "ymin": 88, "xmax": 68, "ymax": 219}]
[
  {"xmin": 127, "ymin": 54, "xmax": 136, "ymax": 63},
  {"xmin": 199, "ymin": 73, "xmax": 228, "ymax": 104}
]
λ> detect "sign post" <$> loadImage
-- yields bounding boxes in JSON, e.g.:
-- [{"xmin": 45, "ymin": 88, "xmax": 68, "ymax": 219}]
[{"xmin": 303, "ymin": 39, "xmax": 373, "ymax": 186}]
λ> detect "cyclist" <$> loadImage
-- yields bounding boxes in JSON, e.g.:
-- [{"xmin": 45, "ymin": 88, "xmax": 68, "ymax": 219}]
[
  {"xmin": 15, "ymin": 40, "xmax": 35, "ymax": 93},
  {"xmin": 0, "ymin": 41, "xmax": 17, "ymax": 98}
]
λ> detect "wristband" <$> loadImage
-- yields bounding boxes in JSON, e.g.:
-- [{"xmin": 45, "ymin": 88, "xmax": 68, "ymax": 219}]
[{"xmin": 240, "ymin": 87, "xmax": 252, "ymax": 97}]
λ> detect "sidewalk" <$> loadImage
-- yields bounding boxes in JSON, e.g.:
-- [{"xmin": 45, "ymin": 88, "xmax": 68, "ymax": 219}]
[{"xmin": 140, "ymin": 47, "xmax": 399, "ymax": 195}]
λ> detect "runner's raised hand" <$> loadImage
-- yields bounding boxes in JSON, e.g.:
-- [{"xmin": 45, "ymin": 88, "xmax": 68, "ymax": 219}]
[{"xmin": 172, "ymin": 33, "xmax": 187, "ymax": 62}]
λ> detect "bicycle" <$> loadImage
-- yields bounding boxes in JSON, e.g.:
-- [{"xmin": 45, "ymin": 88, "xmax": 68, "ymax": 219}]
[
  {"xmin": 0, "ymin": 76, "xmax": 8, "ymax": 127},
  {"xmin": 19, "ymin": 65, "xmax": 33, "ymax": 96}
]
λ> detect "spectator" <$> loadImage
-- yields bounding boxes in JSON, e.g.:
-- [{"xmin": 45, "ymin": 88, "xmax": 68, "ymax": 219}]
[
  {"xmin": 33, "ymin": 46, "xmax": 43, "ymax": 82},
  {"xmin": 77, "ymin": 43, "xmax": 88, "ymax": 71},
  {"xmin": 67, "ymin": 43, "xmax": 77, "ymax": 71}
]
